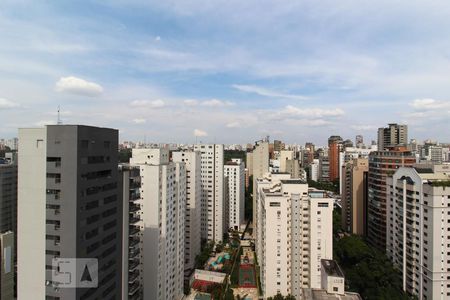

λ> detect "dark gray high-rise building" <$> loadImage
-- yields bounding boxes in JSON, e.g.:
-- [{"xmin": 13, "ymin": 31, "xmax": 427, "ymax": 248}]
[
  {"xmin": 0, "ymin": 159, "xmax": 17, "ymax": 300},
  {"xmin": 377, "ymin": 123, "xmax": 408, "ymax": 150},
  {"xmin": 18, "ymin": 125, "xmax": 122, "ymax": 300},
  {"xmin": 0, "ymin": 161, "xmax": 17, "ymax": 235}
]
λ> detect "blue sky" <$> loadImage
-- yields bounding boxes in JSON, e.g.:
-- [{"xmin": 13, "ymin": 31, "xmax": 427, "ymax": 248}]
[{"xmin": 0, "ymin": 0, "xmax": 449, "ymax": 145}]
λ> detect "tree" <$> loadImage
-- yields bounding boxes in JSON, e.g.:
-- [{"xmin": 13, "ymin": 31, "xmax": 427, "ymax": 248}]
[
  {"xmin": 224, "ymin": 287, "xmax": 234, "ymax": 300},
  {"xmin": 334, "ymin": 235, "xmax": 414, "ymax": 300}
]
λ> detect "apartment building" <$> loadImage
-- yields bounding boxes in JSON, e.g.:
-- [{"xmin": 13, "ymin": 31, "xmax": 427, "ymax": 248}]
[
  {"xmin": 224, "ymin": 159, "xmax": 245, "ymax": 230},
  {"xmin": 377, "ymin": 123, "xmax": 408, "ymax": 151},
  {"xmin": 194, "ymin": 144, "xmax": 225, "ymax": 242},
  {"xmin": 119, "ymin": 164, "xmax": 142, "ymax": 300},
  {"xmin": 309, "ymin": 159, "xmax": 319, "ymax": 182},
  {"xmin": 328, "ymin": 136, "xmax": 343, "ymax": 182},
  {"xmin": 341, "ymin": 158, "xmax": 368, "ymax": 235},
  {"xmin": 172, "ymin": 151, "xmax": 202, "ymax": 275},
  {"xmin": 18, "ymin": 125, "xmax": 122, "ymax": 300},
  {"xmin": 0, "ymin": 231, "xmax": 14, "ymax": 300},
  {"xmin": 256, "ymin": 176, "xmax": 333, "ymax": 298},
  {"xmin": 0, "ymin": 162, "xmax": 17, "ymax": 234},
  {"xmin": 251, "ymin": 141, "xmax": 270, "ymax": 229},
  {"xmin": 367, "ymin": 147, "xmax": 416, "ymax": 250},
  {"xmin": 386, "ymin": 165, "xmax": 450, "ymax": 300},
  {"xmin": 279, "ymin": 150, "xmax": 295, "ymax": 173},
  {"xmin": 127, "ymin": 149, "xmax": 186, "ymax": 300}
]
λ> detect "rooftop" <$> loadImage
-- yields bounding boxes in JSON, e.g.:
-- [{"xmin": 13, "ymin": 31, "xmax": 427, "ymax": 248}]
[
  {"xmin": 280, "ymin": 179, "xmax": 307, "ymax": 184},
  {"xmin": 321, "ymin": 259, "xmax": 344, "ymax": 278},
  {"xmin": 302, "ymin": 289, "xmax": 362, "ymax": 300}
]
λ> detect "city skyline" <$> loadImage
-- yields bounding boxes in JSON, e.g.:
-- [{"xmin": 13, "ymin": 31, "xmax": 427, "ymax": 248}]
[{"xmin": 1, "ymin": 1, "xmax": 450, "ymax": 144}]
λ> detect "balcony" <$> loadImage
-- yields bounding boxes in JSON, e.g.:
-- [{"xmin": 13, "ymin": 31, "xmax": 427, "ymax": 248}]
[
  {"xmin": 129, "ymin": 204, "xmax": 140, "ymax": 213},
  {"xmin": 128, "ymin": 282, "xmax": 141, "ymax": 296},
  {"xmin": 129, "ymin": 216, "xmax": 140, "ymax": 225},
  {"xmin": 128, "ymin": 270, "xmax": 140, "ymax": 284},
  {"xmin": 129, "ymin": 247, "xmax": 141, "ymax": 259},
  {"xmin": 129, "ymin": 260, "xmax": 139, "ymax": 272},
  {"xmin": 129, "ymin": 225, "xmax": 140, "ymax": 236},
  {"xmin": 130, "ymin": 192, "xmax": 141, "ymax": 201},
  {"xmin": 129, "ymin": 238, "xmax": 140, "ymax": 249}
]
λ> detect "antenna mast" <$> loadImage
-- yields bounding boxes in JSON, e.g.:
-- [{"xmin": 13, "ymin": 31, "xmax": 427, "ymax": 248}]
[{"xmin": 57, "ymin": 106, "xmax": 62, "ymax": 125}]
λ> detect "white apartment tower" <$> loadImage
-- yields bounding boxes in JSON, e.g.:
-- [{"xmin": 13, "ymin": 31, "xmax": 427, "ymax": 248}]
[
  {"xmin": 193, "ymin": 144, "xmax": 225, "ymax": 242},
  {"xmin": 224, "ymin": 159, "xmax": 245, "ymax": 230},
  {"xmin": 127, "ymin": 149, "xmax": 186, "ymax": 300},
  {"xmin": 256, "ymin": 175, "xmax": 333, "ymax": 299},
  {"xmin": 172, "ymin": 151, "xmax": 202, "ymax": 275},
  {"xmin": 387, "ymin": 164, "xmax": 450, "ymax": 300}
]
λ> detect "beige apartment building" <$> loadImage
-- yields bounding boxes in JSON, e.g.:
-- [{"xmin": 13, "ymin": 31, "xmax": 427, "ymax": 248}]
[{"xmin": 341, "ymin": 158, "xmax": 368, "ymax": 235}]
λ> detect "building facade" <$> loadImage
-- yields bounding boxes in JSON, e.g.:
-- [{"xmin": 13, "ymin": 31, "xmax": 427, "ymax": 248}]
[
  {"xmin": 0, "ymin": 231, "xmax": 14, "ymax": 300},
  {"xmin": 18, "ymin": 125, "xmax": 122, "ymax": 300},
  {"xmin": 366, "ymin": 148, "xmax": 415, "ymax": 250},
  {"xmin": 250, "ymin": 141, "xmax": 270, "ymax": 231},
  {"xmin": 341, "ymin": 158, "xmax": 368, "ymax": 235},
  {"xmin": 224, "ymin": 159, "xmax": 245, "ymax": 230},
  {"xmin": 119, "ymin": 164, "xmax": 142, "ymax": 300},
  {"xmin": 193, "ymin": 144, "xmax": 225, "ymax": 242},
  {"xmin": 256, "ymin": 176, "xmax": 333, "ymax": 298},
  {"xmin": 172, "ymin": 151, "xmax": 202, "ymax": 275},
  {"xmin": 386, "ymin": 165, "xmax": 450, "ymax": 300},
  {"xmin": 328, "ymin": 136, "xmax": 343, "ymax": 183},
  {"xmin": 377, "ymin": 123, "xmax": 408, "ymax": 151},
  {"xmin": 128, "ymin": 149, "xmax": 186, "ymax": 300}
]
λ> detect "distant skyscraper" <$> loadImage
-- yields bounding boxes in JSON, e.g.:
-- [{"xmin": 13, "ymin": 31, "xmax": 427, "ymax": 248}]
[
  {"xmin": 194, "ymin": 144, "xmax": 226, "ymax": 242},
  {"xmin": 386, "ymin": 164, "xmax": 450, "ymax": 299},
  {"xmin": 328, "ymin": 136, "xmax": 343, "ymax": 182},
  {"xmin": 18, "ymin": 125, "xmax": 122, "ymax": 300},
  {"xmin": 224, "ymin": 159, "xmax": 245, "ymax": 230},
  {"xmin": 341, "ymin": 158, "xmax": 368, "ymax": 235},
  {"xmin": 377, "ymin": 123, "xmax": 408, "ymax": 150},
  {"xmin": 355, "ymin": 135, "xmax": 364, "ymax": 147},
  {"xmin": 366, "ymin": 147, "xmax": 415, "ymax": 250},
  {"xmin": 273, "ymin": 140, "xmax": 284, "ymax": 152}
]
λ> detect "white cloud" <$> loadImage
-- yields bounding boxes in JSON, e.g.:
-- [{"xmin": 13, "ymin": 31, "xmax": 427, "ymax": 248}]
[
  {"xmin": 130, "ymin": 99, "xmax": 165, "ymax": 108},
  {"xmin": 133, "ymin": 118, "xmax": 146, "ymax": 124},
  {"xmin": 0, "ymin": 98, "xmax": 20, "ymax": 109},
  {"xmin": 350, "ymin": 125, "xmax": 378, "ymax": 131},
  {"xmin": 233, "ymin": 84, "xmax": 308, "ymax": 100},
  {"xmin": 55, "ymin": 76, "xmax": 103, "ymax": 97},
  {"xmin": 35, "ymin": 120, "xmax": 56, "ymax": 127},
  {"xmin": 194, "ymin": 129, "xmax": 208, "ymax": 137},
  {"xmin": 279, "ymin": 105, "xmax": 345, "ymax": 118},
  {"xmin": 155, "ymin": 36, "xmax": 161, "ymax": 41},
  {"xmin": 226, "ymin": 121, "xmax": 241, "ymax": 128},
  {"xmin": 201, "ymin": 99, "xmax": 234, "ymax": 107},
  {"xmin": 411, "ymin": 98, "xmax": 450, "ymax": 110},
  {"xmin": 184, "ymin": 99, "xmax": 199, "ymax": 106}
]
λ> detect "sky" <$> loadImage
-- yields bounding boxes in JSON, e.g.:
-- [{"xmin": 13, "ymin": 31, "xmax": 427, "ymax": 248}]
[{"xmin": 0, "ymin": 0, "xmax": 449, "ymax": 145}]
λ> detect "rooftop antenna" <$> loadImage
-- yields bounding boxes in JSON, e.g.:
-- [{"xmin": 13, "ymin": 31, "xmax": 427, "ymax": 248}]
[{"xmin": 57, "ymin": 106, "xmax": 62, "ymax": 125}]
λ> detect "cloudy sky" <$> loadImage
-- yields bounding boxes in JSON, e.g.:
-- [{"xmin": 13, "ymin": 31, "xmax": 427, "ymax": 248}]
[{"xmin": 1, "ymin": 0, "xmax": 449, "ymax": 145}]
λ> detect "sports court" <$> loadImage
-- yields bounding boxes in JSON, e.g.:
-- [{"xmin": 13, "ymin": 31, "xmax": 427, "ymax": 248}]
[{"xmin": 238, "ymin": 264, "xmax": 256, "ymax": 288}]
